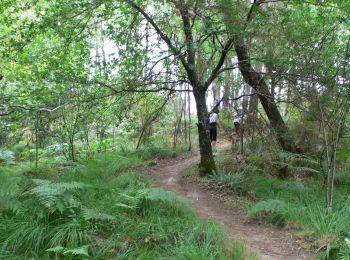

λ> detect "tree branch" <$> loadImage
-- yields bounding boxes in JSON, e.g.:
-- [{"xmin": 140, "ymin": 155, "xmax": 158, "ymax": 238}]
[
  {"xmin": 209, "ymin": 93, "xmax": 258, "ymax": 114},
  {"xmin": 126, "ymin": 1, "xmax": 192, "ymax": 73},
  {"xmin": 204, "ymin": 37, "xmax": 234, "ymax": 90}
]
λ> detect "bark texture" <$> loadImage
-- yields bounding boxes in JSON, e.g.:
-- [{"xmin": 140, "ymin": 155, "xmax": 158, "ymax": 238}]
[
  {"xmin": 234, "ymin": 41, "xmax": 298, "ymax": 152},
  {"xmin": 193, "ymin": 88, "xmax": 216, "ymax": 176}
]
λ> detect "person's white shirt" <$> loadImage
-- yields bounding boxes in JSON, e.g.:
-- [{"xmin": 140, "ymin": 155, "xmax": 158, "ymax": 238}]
[{"xmin": 209, "ymin": 113, "xmax": 218, "ymax": 124}]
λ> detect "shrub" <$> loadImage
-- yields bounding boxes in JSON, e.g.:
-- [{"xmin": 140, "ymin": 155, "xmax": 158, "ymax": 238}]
[
  {"xmin": 0, "ymin": 149, "xmax": 15, "ymax": 165},
  {"xmin": 0, "ymin": 146, "xmax": 245, "ymax": 259},
  {"xmin": 334, "ymin": 170, "xmax": 350, "ymax": 186},
  {"xmin": 12, "ymin": 143, "xmax": 27, "ymax": 160},
  {"xmin": 245, "ymin": 154, "xmax": 267, "ymax": 170},
  {"xmin": 305, "ymin": 203, "xmax": 350, "ymax": 236},
  {"xmin": 249, "ymin": 199, "xmax": 288, "ymax": 226},
  {"xmin": 272, "ymin": 151, "xmax": 321, "ymax": 178},
  {"xmin": 209, "ymin": 172, "xmax": 245, "ymax": 192}
]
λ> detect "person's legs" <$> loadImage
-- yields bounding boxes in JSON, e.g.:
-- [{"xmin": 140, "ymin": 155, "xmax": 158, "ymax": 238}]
[
  {"xmin": 209, "ymin": 123, "xmax": 217, "ymax": 148},
  {"xmin": 234, "ymin": 122, "xmax": 240, "ymax": 135},
  {"xmin": 212, "ymin": 125, "xmax": 217, "ymax": 148},
  {"xmin": 230, "ymin": 129, "xmax": 235, "ymax": 145}
]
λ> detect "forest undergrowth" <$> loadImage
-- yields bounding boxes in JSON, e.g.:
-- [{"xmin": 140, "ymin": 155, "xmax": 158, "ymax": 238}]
[
  {"xmin": 0, "ymin": 140, "xmax": 253, "ymax": 259},
  {"xmin": 205, "ymin": 143, "xmax": 350, "ymax": 260}
]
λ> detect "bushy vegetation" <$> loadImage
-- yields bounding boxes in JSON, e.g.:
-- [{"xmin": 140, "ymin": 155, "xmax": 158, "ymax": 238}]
[
  {"xmin": 2, "ymin": 0, "xmax": 350, "ymax": 258},
  {"xmin": 0, "ymin": 144, "xmax": 251, "ymax": 259},
  {"xmin": 249, "ymin": 199, "xmax": 288, "ymax": 227},
  {"xmin": 210, "ymin": 147, "xmax": 350, "ymax": 258}
]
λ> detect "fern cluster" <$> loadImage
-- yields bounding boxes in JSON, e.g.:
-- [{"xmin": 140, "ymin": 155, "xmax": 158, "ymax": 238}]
[
  {"xmin": 0, "ymin": 177, "xmax": 114, "ymax": 258},
  {"xmin": 0, "ymin": 152, "xmax": 242, "ymax": 259},
  {"xmin": 249, "ymin": 199, "xmax": 288, "ymax": 226},
  {"xmin": 0, "ymin": 150, "xmax": 15, "ymax": 165},
  {"xmin": 209, "ymin": 171, "xmax": 245, "ymax": 192},
  {"xmin": 272, "ymin": 150, "xmax": 321, "ymax": 177}
]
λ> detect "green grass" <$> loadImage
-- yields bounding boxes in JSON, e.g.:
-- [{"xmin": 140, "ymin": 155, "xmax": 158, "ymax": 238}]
[
  {"xmin": 210, "ymin": 148, "xmax": 350, "ymax": 258},
  {"xmin": 117, "ymin": 139, "xmax": 189, "ymax": 160},
  {"xmin": 0, "ymin": 143, "xmax": 250, "ymax": 259}
]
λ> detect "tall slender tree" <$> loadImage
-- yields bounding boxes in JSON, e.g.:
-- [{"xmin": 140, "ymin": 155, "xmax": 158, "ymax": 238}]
[{"xmin": 127, "ymin": 1, "xmax": 237, "ymax": 175}]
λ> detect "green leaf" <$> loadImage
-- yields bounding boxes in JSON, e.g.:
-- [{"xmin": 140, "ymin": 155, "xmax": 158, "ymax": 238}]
[
  {"xmin": 46, "ymin": 246, "xmax": 65, "ymax": 253},
  {"xmin": 63, "ymin": 245, "xmax": 90, "ymax": 257}
]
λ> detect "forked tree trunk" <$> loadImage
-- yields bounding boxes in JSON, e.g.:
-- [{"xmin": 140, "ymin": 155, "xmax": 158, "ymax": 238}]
[{"xmin": 129, "ymin": 1, "xmax": 217, "ymax": 175}]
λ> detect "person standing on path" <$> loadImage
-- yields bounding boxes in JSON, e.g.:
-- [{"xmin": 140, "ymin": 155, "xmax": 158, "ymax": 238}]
[
  {"xmin": 230, "ymin": 111, "xmax": 242, "ymax": 145},
  {"xmin": 209, "ymin": 108, "xmax": 219, "ymax": 149},
  {"xmin": 233, "ymin": 115, "xmax": 241, "ymax": 135}
]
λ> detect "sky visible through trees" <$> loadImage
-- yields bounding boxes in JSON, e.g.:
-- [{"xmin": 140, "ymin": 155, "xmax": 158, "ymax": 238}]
[{"xmin": 1, "ymin": 0, "xmax": 350, "ymax": 258}]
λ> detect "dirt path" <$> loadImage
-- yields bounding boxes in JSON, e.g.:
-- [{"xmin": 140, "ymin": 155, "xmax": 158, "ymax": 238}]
[{"xmin": 145, "ymin": 147, "xmax": 314, "ymax": 260}]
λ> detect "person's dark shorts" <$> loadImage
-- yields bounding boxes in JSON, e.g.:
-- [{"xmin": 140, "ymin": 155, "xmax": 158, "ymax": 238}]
[
  {"xmin": 234, "ymin": 122, "xmax": 240, "ymax": 133},
  {"xmin": 209, "ymin": 123, "xmax": 217, "ymax": 141}
]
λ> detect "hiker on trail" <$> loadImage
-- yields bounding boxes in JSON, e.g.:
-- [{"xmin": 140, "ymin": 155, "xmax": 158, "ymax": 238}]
[
  {"xmin": 209, "ymin": 108, "xmax": 219, "ymax": 148},
  {"xmin": 230, "ymin": 112, "xmax": 241, "ymax": 145},
  {"xmin": 233, "ymin": 115, "xmax": 241, "ymax": 135}
]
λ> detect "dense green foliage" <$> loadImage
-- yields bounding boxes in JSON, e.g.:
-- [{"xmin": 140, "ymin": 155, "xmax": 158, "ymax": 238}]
[
  {"xmin": 1, "ymin": 0, "xmax": 350, "ymax": 258},
  {"xmin": 0, "ymin": 145, "xmax": 253, "ymax": 259},
  {"xmin": 209, "ymin": 147, "xmax": 350, "ymax": 258}
]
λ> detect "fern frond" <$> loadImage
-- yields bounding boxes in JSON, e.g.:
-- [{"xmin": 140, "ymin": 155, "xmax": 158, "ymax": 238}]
[
  {"xmin": 289, "ymin": 157, "xmax": 319, "ymax": 168},
  {"xmin": 288, "ymin": 166, "xmax": 321, "ymax": 175},
  {"xmin": 0, "ymin": 175, "xmax": 22, "ymax": 197},
  {"xmin": 31, "ymin": 179, "xmax": 88, "ymax": 193},
  {"xmin": 46, "ymin": 246, "xmax": 65, "ymax": 253},
  {"xmin": 272, "ymin": 150, "xmax": 321, "ymax": 177},
  {"xmin": 46, "ymin": 245, "xmax": 90, "ymax": 257},
  {"xmin": 209, "ymin": 172, "xmax": 244, "ymax": 191},
  {"xmin": 63, "ymin": 245, "xmax": 90, "ymax": 257},
  {"xmin": 26, "ymin": 179, "xmax": 87, "ymax": 214},
  {"xmin": 115, "ymin": 189, "xmax": 148, "ymax": 210},
  {"xmin": 249, "ymin": 199, "xmax": 288, "ymax": 226},
  {"xmin": 0, "ymin": 150, "xmax": 15, "ymax": 165},
  {"xmin": 146, "ymin": 188, "xmax": 189, "ymax": 205},
  {"xmin": 82, "ymin": 208, "xmax": 116, "ymax": 221}
]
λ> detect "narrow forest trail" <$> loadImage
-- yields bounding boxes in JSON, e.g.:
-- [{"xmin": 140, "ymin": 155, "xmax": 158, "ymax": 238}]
[{"xmin": 145, "ymin": 144, "xmax": 314, "ymax": 260}]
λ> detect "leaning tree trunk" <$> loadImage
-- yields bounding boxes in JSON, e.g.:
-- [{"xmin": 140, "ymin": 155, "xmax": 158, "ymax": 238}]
[
  {"xmin": 222, "ymin": 59, "xmax": 232, "ymax": 109},
  {"xmin": 234, "ymin": 41, "xmax": 298, "ymax": 153},
  {"xmin": 193, "ymin": 87, "xmax": 217, "ymax": 176},
  {"xmin": 248, "ymin": 88, "xmax": 259, "ymax": 121}
]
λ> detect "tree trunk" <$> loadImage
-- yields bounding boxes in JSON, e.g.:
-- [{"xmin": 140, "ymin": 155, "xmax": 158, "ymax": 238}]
[
  {"xmin": 183, "ymin": 87, "xmax": 188, "ymax": 144},
  {"xmin": 187, "ymin": 85, "xmax": 192, "ymax": 151},
  {"xmin": 69, "ymin": 135, "xmax": 75, "ymax": 161},
  {"xmin": 242, "ymin": 83, "xmax": 250, "ymax": 116},
  {"xmin": 35, "ymin": 112, "xmax": 39, "ymax": 168},
  {"xmin": 128, "ymin": 1, "xmax": 217, "ymax": 176},
  {"xmin": 223, "ymin": 59, "xmax": 232, "ymax": 109},
  {"xmin": 232, "ymin": 70, "xmax": 241, "ymax": 111},
  {"xmin": 284, "ymin": 84, "xmax": 292, "ymax": 117},
  {"xmin": 248, "ymin": 88, "xmax": 258, "ymax": 120},
  {"xmin": 234, "ymin": 41, "xmax": 298, "ymax": 152},
  {"xmin": 223, "ymin": 84, "xmax": 231, "ymax": 109},
  {"xmin": 212, "ymin": 82, "xmax": 220, "ymax": 106},
  {"xmin": 193, "ymin": 87, "xmax": 217, "ymax": 176}
]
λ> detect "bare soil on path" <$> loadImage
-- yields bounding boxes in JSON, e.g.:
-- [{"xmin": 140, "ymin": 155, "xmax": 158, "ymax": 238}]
[{"xmin": 144, "ymin": 145, "xmax": 314, "ymax": 260}]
